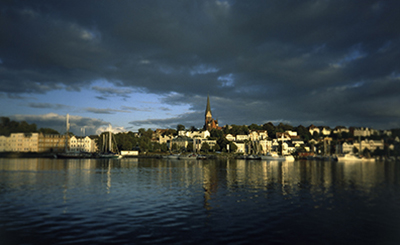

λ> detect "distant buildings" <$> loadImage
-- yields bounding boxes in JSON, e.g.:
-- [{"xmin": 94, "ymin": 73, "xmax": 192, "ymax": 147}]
[{"xmin": 0, "ymin": 133, "xmax": 97, "ymax": 153}]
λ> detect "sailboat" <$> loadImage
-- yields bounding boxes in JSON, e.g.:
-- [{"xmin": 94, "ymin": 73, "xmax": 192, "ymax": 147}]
[{"xmin": 98, "ymin": 125, "xmax": 122, "ymax": 159}]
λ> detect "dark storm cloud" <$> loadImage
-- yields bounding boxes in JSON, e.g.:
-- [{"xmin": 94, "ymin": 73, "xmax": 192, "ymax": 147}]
[{"xmin": 2, "ymin": 0, "xmax": 400, "ymax": 129}]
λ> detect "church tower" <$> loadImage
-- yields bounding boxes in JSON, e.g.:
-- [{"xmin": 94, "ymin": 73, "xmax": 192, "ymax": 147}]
[
  {"xmin": 205, "ymin": 95, "xmax": 212, "ymax": 123},
  {"xmin": 204, "ymin": 95, "xmax": 218, "ymax": 130}
]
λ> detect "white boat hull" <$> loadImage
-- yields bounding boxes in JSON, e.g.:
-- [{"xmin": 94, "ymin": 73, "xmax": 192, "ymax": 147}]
[{"xmin": 261, "ymin": 152, "xmax": 294, "ymax": 161}]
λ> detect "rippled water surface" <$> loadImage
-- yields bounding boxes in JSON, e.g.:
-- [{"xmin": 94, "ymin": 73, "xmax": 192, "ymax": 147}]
[{"xmin": 1, "ymin": 158, "xmax": 400, "ymax": 244}]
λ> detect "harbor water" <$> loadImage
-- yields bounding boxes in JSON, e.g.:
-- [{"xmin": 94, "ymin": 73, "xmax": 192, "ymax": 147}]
[{"xmin": 1, "ymin": 158, "xmax": 400, "ymax": 244}]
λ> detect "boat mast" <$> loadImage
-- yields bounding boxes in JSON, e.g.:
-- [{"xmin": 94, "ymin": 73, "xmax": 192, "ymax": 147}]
[
  {"xmin": 65, "ymin": 114, "xmax": 70, "ymax": 152},
  {"xmin": 109, "ymin": 124, "xmax": 112, "ymax": 153}
]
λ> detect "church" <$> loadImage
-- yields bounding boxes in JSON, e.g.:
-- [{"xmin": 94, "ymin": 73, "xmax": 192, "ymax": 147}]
[{"xmin": 204, "ymin": 95, "xmax": 220, "ymax": 131}]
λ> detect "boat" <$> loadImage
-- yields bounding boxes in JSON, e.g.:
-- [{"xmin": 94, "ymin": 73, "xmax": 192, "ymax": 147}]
[
  {"xmin": 261, "ymin": 152, "xmax": 294, "ymax": 161},
  {"xmin": 337, "ymin": 153, "xmax": 375, "ymax": 162},
  {"xmin": 197, "ymin": 154, "xmax": 207, "ymax": 160},
  {"xmin": 163, "ymin": 153, "xmax": 181, "ymax": 159},
  {"xmin": 98, "ymin": 125, "xmax": 122, "ymax": 159},
  {"xmin": 57, "ymin": 151, "xmax": 92, "ymax": 159},
  {"xmin": 246, "ymin": 154, "xmax": 261, "ymax": 160},
  {"xmin": 179, "ymin": 153, "xmax": 197, "ymax": 160}
]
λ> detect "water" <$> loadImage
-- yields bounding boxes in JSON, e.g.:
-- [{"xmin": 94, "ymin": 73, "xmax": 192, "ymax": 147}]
[{"xmin": 1, "ymin": 158, "xmax": 400, "ymax": 244}]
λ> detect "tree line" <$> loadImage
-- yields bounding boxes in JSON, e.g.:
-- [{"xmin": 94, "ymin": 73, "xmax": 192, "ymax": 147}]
[{"xmin": 0, "ymin": 117, "xmax": 59, "ymax": 136}]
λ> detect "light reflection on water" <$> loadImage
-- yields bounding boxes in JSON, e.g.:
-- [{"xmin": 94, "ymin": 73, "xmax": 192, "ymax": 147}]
[{"xmin": 1, "ymin": 158, "xmax": 400, "ymax": 244}]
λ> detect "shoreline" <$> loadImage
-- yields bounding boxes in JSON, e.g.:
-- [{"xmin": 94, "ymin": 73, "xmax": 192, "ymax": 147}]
[{"xmin": 0, "ymin": 152, "xmax": 238, "ymax": 159}]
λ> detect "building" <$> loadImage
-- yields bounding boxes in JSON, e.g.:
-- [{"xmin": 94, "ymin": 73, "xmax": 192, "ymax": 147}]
[
  {"xmin": 0, "ymin": 135, "xmax": 10, "ymax": 152},
  {"xmin": 38, "ymin": 134, "xmax": 66, "ymax": 152},
  {"xmin": 0, "ymin": 133, "xmax": 67, "ymax": 153},
  {"xmin": 0, "ymin": 133, "xmax": 39, "ymax": 152},
  {"xmin": 69, "ymin": 136, "xmax": 97, "ymax": 153},
  {"xmin": 204, "ymin": 95, "xmax": 219, "ymax": 131},
  {"xmin": 308, "ymin": 125, "xmax": 320, "ymax": 135},
  {"xmin": 353, "ymin": 127, "xmax": 379, "ymax": 137}
]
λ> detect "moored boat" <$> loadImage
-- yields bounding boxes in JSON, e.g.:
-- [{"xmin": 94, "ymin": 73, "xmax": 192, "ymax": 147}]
[
  {"xmin": 337, "ymin": 153, "xmax": 375, "ymax": 162},
  {"xmin": 179, "ymin": 153, "xmax": 197, "ymax": 160},
  {"xmin": 99, "ymin": 125, "xmax": 122, "ymax": 159},
  {"xmin": 246, "ymin": 154, "xmax": 261, "ymax": 160},
  {"xmin": 261, "ymin": 152, "xmax": 294, "ymax": 161},
  {"xmin": 197, "ymin": 154, "xmax": 207, "ymax": 160},
  {"xmin": 163, "ymin": 153, "xmax": 181, "ymax": 159}
]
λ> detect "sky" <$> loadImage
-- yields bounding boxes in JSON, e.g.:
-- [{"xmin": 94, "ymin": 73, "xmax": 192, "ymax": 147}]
[{"xmin": 1, "ymin": 0, "xmax": 400, "ymax": 135}]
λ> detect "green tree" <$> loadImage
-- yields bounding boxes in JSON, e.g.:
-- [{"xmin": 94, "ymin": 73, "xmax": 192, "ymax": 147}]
[
  {"xmin": 171, "ymin": 143, "xmax": 178, "ymax": 151},
  {"xmin": 212, "ymin": 143, "xmax": 221, "ymax": 152},
  {"xmin": 186, "ymin": 142, "xmax": 193, "ymax": 152},
  {"xmin": 38, "ymin": 128, "xmax": 60, "ymax": 134},
  {"xmin": 295, "ymin": 125, "xmax": 311, "ymax": 141},
  {"xmin": 249, "ymin": 123, "xmax": 262, "ymax": 131},
  {"xmin": 201, "ymin": 142, "xmax": 210, "ymax": 153},
  {"xmin": 177, "ymin": 124, "xmax": 185, "ymax": 131},
  {"xmin": 228, "ymin": 142, "xmax": 238, "ymax": 153},
  {"xmin": 210, "ymin": 128, "xmax": 223, "ymax": 139},
  {"xmin": 263, "ymin": 122, "xmax": 276, "ymax": 136}
]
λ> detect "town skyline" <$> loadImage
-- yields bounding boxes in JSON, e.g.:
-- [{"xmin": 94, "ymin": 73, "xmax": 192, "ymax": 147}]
[{"xmin": 2, "ymin": 1, "xmax": 400, "ymax": 135}]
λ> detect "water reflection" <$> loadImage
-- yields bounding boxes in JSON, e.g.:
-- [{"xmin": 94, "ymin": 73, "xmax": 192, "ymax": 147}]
[
  {"xmin": 1, "ymin": 158, "xmax": 400, "ymax": 244},
  {"xmin": 1, "ymin": 159, "xmax": 398, "ymax": 194}
]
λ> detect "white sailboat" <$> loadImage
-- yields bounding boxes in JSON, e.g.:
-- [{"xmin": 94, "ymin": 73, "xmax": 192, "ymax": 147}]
[{"xmin": 98, "ymin": 125, "xmax": 122, "ymax": 159}]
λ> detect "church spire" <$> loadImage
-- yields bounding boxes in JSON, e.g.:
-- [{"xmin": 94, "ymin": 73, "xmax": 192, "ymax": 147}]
[{"xmin": 205, "ymin": 94, "xmax": 212, "ymax": 117}]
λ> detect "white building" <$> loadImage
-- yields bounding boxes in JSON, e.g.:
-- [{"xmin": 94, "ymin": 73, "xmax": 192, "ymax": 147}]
[
  {"xmin": 321, "ymin": 127, "xmax": 332, "ymax": 136},
  {"xmin": 236, "ymin": 135, "xmax": 249, "ymax": 141},
  {"xmin": 178, "ymin": 130, "xmax": 210, "ymax": 139},
  {"xmin": 353, "ymin": 127, "xmax": 379, "ymax": 137},
  {"xmin": 233, "ymin": 141, "xmax": 246, "ymax": 153},
  {"xmin": 69, "ymin": 136, "xmax": 97, "ymax": 153},
  {"xmin": 0, "ymin": 135, "xmax": 11, "ymax": 152},
  {"xmin": 355, "ymin": 139, "xmax": 384, "ymax": 152},
  {"xmin": 225, "ymin": 134, "xmax": 235, "ymax": 141},
  {"xmin": 285, "ymin": 130, "xmax": 297, "ymax": 137},
  {"xmin": 333, "ymin": 126, "xmax": 349, "ymax": 134},
  {"xmin": 308, "ymin": 125, "xmax": 320, "ymax": 135},
  {"xmin": 0, "ymin": 133, "xmax": 39, "ymax": 152}
]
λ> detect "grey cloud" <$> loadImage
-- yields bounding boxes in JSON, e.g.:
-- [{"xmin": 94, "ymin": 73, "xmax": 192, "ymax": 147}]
[
  {"xmin": 85, "ymin": 107, "xmax": 130, "ymax": 114},
  {"xmin": 2, "ymin": 0, "xmax": 400, "ymax": 129},
  {"xmin": 27, "ymin": 102, "xmax": 70, "ymax": 110}
]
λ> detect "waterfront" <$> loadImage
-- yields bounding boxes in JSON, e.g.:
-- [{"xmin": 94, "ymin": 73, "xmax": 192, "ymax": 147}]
[{"xmin": 1, "ymin": 158, "xmax": 400, "ymax": 244}]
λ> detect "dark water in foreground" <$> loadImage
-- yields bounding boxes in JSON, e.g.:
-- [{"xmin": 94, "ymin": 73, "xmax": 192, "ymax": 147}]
[{"xmin": 1, "ymin": 158, "xmax": 400, "ymax": 244}]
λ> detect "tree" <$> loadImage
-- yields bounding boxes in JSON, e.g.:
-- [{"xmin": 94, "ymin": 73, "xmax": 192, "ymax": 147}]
[
  {"xmin": 276, "ymin": 122, "xmax": 293, "ymax": 132},
  {"xmin": 171, "ymin": 143, "xmax": 178, "ymax": 151},
  {"xmin": 228, "ymin": 142, "xmax": 238, "ymax": 153},
  {"xmin": 201, "ymin": 142, "xmax": 210, "ymax": 153},
  {"xmin": 295, "ymin": 125, "xmax": 311, "ymax": 141},
  {"xmin": 249, "ymin": 123, "xmax": 262, "ymax": 131},
  {"xmin": 210, "ymin": 128, "xmax": 223, "ymax": 139},
  {"xmin": 38, "ymin": 128, "xmax": 60, "ymax": 134},
  {"xmin": 177, "ymin": 124, "xmax": 185, "ymax": 132},
  {"xmin": 212, "ymin": 143, "xmax": 220, "ymax": 152},
  {"xmin": 263, "ymin": 122, "xmax": 275, "ymax": 135},
  {"xmin": 186, "ymin": 142, "xmax": 193, "ymax": 152}
]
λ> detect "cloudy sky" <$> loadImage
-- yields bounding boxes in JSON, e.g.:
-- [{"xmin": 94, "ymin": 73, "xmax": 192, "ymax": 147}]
[{"xmin": 1, "ymin": 0, "xmax": 400, "ymax": 135}]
